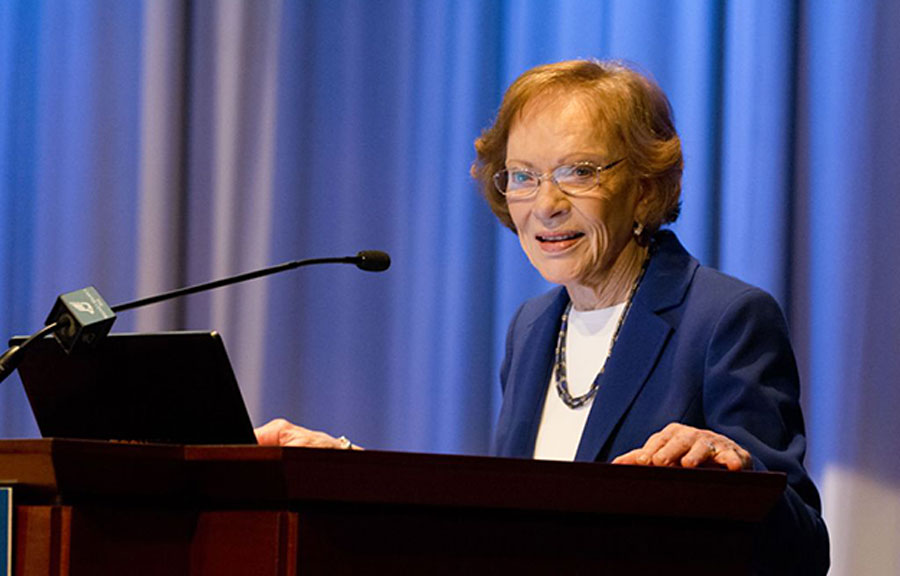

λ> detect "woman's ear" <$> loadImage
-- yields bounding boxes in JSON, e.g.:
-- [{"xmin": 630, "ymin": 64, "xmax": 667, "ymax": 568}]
[{"xmin": 634, "ymin": 183, "xmax": 653, "ymax": 224}]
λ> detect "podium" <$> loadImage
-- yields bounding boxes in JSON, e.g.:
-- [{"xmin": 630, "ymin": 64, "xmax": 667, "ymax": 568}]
[{"xmin": 1, "ymin": 439, "xmax": 784, "ymax": 575}]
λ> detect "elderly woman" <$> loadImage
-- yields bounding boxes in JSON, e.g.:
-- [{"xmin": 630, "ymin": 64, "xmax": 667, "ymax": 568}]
[{"xmin": 257, "ymin": 59, "xmax": 829, "ymax": 574}]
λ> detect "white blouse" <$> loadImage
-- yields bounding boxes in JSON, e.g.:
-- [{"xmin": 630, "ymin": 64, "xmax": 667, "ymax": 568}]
[{"xmin": 532, "ymin": 302, "xmax": 627, "ymax": 461}]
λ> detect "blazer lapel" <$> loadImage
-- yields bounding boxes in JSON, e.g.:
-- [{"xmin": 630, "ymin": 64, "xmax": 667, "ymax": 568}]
[
  {"xmin": 500, "ymin": 290, "xmax": 568, "ymax": 458},
  {"xmin": 574, "ymin": 232, "xmax": 697, "ymax": 462},
  {"xmin": 573, "ymin": 298, "xmax": 671, "ymax": 461}
]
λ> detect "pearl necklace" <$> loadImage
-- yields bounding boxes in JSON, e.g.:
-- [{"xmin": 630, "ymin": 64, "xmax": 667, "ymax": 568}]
[{"xmin": 553, "ymin": 253, "xmax": 650, "ymax": 409}]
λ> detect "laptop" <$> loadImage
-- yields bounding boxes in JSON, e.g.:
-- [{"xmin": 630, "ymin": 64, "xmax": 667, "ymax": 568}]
[{"xmin": 11, "ymin": 331, "xmax": 257, "ymax": 445}]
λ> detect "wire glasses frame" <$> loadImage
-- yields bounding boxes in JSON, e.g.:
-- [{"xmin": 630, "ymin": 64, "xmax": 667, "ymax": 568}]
[{"xmin": 493, "ymin": 158, "xmax": 625, "ymax": 199}]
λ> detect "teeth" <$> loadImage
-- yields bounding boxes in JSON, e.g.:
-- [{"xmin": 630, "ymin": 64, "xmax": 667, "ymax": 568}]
[{"xmin": 538, "ymin": 232, "xmax": 583, "ymax": 241}]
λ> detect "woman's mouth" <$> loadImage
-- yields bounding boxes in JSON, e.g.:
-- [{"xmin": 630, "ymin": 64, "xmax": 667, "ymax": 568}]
[{"xmin": 536, "ymin": 231, "xmax": 585, "ymax": 253}]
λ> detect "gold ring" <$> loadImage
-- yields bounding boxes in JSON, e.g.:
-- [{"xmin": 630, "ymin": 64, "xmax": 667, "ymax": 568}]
[{"xmin": 707, "ymin": 442, "xmax": 717, "ymax": 456}]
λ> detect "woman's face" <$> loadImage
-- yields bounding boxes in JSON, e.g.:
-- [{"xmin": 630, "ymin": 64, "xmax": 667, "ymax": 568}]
[{"xmin": 505, "ymin": 94, "xmax": 643, "ymax": 291}]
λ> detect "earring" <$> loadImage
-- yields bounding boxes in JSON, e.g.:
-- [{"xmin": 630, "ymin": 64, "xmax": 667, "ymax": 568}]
[{"xmin": 633, "ymin": 221, "xmax": 645, "ymax": 238}]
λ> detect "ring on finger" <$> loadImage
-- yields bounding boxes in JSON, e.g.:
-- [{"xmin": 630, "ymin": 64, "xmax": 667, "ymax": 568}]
[
  {"xmin": 338, "ymin": 436, "xmax": 353, "ymax": 450},
  {"xmin": 706, "ymin": 442, "xmax": 718, "ymax": 456}
]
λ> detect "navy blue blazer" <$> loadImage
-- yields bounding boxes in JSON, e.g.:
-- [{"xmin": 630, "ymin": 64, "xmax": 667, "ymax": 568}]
[{"xmin": 492, "ymin": 231, "xmax": 828, "ymax": 575}]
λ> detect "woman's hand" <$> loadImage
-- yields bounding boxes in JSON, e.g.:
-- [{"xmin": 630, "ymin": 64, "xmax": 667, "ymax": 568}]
[
  {"xmin": 254, "ymin": 418, "xmax": 362, "ymax": 450},
  {"xmin": 611, "ymin": 422, "xmax": 751, "ymax": 471}
]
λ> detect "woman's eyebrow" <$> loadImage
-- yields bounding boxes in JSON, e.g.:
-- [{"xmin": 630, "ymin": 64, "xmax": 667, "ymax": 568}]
[{"xmin": 504, "ymin": 159, "xmax": 538, "ymax": 169}]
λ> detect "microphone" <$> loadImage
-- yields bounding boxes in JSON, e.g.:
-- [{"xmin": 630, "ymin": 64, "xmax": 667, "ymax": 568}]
[
  {"xmin": 0, "ymin": 249, "xmax": 390, "ymax": 385},
  {"xmin": 110, "ymin": 250, "xmax": 391, "ymax": 312},
  {"xmin": 354, "ymin": 250, "xmax": 391, "ymax": 272},
  {"xmin": 0, "ymin": 286, "xmax": 117, "ymax": 382}
]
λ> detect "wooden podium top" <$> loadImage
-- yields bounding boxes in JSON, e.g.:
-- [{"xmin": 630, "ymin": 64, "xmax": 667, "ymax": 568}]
[{"xmin": 0, "ymin": 438, "xmax": 785, "ymax": 523}]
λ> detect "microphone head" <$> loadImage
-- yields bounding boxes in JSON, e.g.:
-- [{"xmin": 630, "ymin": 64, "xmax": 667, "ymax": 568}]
[{"xmin": 355, "ymin": 250, "xmax": 391, "ymax": 272}]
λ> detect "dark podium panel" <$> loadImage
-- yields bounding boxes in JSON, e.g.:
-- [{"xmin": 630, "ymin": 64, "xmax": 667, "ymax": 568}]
[{"xmin": 1, "ymin": 439, "xmax": 785, "ymax": 575}]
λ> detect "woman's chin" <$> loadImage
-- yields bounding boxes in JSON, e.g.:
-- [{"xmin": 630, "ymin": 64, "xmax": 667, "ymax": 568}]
[
  {"xmin": 527, "ymin": 246, "xmax": 593, "ymax": 287},
  {"xmin": 533, "ymin": 263, "xmax": 584, "ymax": 288}
]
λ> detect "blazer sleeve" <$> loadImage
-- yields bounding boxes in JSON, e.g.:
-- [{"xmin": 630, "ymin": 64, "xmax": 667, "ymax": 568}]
[{"xmin": 703, "ymin": 287, "xmax": 829, "ymax": 575}]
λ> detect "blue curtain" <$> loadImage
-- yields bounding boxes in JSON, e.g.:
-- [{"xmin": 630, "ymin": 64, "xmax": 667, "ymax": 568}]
[{"xmin": 2, "ymin": 1, "xmax": 900, "ymax": 571}]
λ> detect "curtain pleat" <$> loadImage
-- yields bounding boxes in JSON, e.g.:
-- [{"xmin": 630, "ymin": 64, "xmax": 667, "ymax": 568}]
[{"xmin": 2, "ymin": 1, "xmax": 899, "ymax": 571}]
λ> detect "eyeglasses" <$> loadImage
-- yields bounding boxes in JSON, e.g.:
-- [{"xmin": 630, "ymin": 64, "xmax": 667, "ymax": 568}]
[{"xmin": 493, "ymin": 158, "xmax": 625, "ymax": 199}]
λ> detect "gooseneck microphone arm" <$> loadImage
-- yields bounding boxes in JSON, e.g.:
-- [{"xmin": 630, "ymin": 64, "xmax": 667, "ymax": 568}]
[
  {"xmin": 0, "ymin": 249, "xmax": 390, "ymax": 386},
  {"xmin": 111, "ymin": 250, "xmax": 389, "ymax": 312},
  {"xmin": 0, "ymin": 320, "xmax": 66, "ymax": 384}
]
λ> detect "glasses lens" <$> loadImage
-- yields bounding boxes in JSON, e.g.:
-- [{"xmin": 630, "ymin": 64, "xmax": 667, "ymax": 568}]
[
  {"xmin": 495, "ymin": 169, "xmax": 539, "ymax": 197},
  {"xmin": 492, "ymin": 170, "xmax": 508, "ymax": 194},
  {"xmin": 505, "ymin": 169, "xmax": 539, "ymax": 197},
  {"xmin": 554, "ymin": 164, "xmax": 598, "ymax": 194}
]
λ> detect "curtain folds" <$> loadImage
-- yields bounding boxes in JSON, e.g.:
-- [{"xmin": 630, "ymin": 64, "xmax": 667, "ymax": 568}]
[{"xmin": 2, "ymin": 1, "xmax": 899, "ymax": 572}]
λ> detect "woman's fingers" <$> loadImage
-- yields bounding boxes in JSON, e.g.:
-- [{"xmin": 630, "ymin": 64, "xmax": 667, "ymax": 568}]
[
  {"xmin": 254, "ymin": 418, "xmax": 293, "ymax": 446},
  {"xmin": 611, "ymin": 448, "xmax": 642, "ymax": 464},
  {"xmin": 650, "ymin": 428, "xmax": 695, "ymax": 466},
  {"xmin": 713, "ymin": 443, "xmax": 752, "ymax": 471},
  {"xmin": 612, "ymin": 423, "xmax": 752, "ymax": 471},
  {"xmin": 254, "ymin": 418, "xmax": 361, "ymax": 449},
  {"xmin": 632, "ymin": 423, "xmax": 677, "ymax": 464},
  {"xmin": 279, "ymin": 425, "xmax": 343, "ymax": 448},
  {"xmin": 680, "ymin": 437, "xmax": 717, "ymax": 468}
]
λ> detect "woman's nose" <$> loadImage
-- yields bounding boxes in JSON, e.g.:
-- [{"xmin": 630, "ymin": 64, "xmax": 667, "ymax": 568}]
[{"xmin": 531, "ymin": 180, "xmax": 570, "ymax": 223}]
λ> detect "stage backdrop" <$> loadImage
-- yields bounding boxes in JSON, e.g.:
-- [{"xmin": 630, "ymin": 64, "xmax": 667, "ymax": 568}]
[{"xmin": 2, "ymin": 1, "xmax": 899, "ymax": 573}]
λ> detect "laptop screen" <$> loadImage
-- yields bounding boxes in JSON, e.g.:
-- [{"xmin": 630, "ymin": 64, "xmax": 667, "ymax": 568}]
[{"xmin": 11, "ymin": 331, "xmax": 257, "ymax": 445}]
